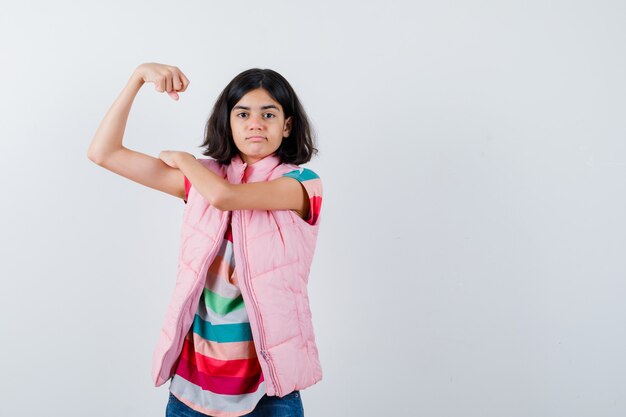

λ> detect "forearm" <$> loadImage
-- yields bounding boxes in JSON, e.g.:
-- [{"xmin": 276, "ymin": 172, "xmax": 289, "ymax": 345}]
[
  {"xmin": 87, "ymin": 71, "xmax": 144, "ymax": 163},
  {"xmin": 176, "ymin": 153, "xmax": 231, "ymax": 208}
]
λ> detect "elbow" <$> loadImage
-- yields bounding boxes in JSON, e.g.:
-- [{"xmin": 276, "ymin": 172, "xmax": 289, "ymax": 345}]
[
  {"xmin": 87, "ymin": 148, "xmax": 103, "ymax": 165},
  {"xmin": 210, "ymin": 184, "xmax": 232, "ymax": 211},
  {"xmin": 86, "ymin": 141, "xmax": 110, "ymax": 165},
  {"xmin": 87, "ymin": 146, "xmax": 122, "ymax": 166},
  {"xmin": 212, "ymin": 201, "xmax": 226, "ymax": 211}
]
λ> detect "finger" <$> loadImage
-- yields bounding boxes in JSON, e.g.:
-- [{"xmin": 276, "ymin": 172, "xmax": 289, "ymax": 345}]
[
  {"xmin": 168, "ymin": 91, "xmax": 180, "ymax": 101},
  {"xmin": 154, "ymin": 76, "xmax": 165, "ymax": 92},
  {"xmin": 172, "ymin": 73, "xmax": 183, "ymax": 92},
  {"xmin": 165, "ymin": 72, "xmax": 173, "ymax": 93},
  {"xmin": 179, "ymin": 71, "xmax": 190, "ymax": 92}
]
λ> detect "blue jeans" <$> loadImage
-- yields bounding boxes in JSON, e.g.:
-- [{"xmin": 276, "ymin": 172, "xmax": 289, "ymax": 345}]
[{"xmin": 165, "ymin": 391, "xmax": 304, "ymax": 417}]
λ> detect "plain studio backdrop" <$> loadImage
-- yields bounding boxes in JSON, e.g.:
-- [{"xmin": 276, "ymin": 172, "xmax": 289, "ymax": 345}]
[{"xmin": 1, "ymin": 1, "xmax": 625, "ymax": 416}]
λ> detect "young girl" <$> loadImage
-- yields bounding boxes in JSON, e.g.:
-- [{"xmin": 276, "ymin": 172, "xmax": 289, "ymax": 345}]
[{"xmin": 87, "ymin": 63, "xmax": 324, "ymax": 417}]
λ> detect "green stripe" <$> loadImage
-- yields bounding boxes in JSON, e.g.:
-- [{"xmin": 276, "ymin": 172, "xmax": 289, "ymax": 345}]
[
  {"xmin": 202, "ymin": 288, "xmax": 245, "ymax": 316},
  {"xmin": 192, "ymin": 314, "xmax": 252, "ymax": 342},
  {"xmin": 283, "ymin": 168, "xmax": 319, "ymax": 181}
]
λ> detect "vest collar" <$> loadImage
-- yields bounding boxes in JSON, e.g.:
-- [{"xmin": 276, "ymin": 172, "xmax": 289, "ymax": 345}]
[{"xmin": 227, "ymin": 152, "xmax": 282, "ymax": 183}]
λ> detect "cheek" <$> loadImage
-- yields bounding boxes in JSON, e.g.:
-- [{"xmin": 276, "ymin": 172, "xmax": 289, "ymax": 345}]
[
  {"xmin": 231, "ymin": 131, "xmax": 245, "ymax": 143},
  {"xmin": 229, "ymin": 121, "xmax": 243, "ymax": 136}
]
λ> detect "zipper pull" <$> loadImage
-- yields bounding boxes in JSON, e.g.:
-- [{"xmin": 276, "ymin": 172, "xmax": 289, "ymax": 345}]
[{"xmin": 260, "ymin": 349, "xmax": 279, "ymax": 395}]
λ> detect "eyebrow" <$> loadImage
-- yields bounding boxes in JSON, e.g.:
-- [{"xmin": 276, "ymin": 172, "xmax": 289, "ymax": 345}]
[{"xmin": 232, "ymin": 104, "xmax": 280, "ymax": 111}]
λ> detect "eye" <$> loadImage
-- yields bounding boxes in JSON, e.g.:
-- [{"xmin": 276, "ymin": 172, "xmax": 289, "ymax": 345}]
[
  {"xmin": 264, "ymin": 113, "xmax": 276, "ymax": 119},
  {"xmin": 236, "ymin": 112, "xmax": 248, "ymax": 118}
]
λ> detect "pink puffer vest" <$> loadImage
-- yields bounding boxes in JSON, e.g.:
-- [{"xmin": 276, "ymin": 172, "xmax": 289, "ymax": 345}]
[{"xmin": 151, "ymin": 153, "xmax": 323, "ymax": 397}]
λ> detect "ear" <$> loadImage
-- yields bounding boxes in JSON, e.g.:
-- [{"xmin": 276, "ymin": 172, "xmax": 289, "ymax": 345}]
[{"xmin": 283, "ymin": 116, "xmax": 293, "ymax": 138}]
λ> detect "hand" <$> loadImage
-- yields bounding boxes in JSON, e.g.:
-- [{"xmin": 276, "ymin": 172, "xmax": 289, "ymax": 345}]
[
  {"xmin": 159, "ymin": 150, "xmax": 194, "ymax": 169},
  {"xmin": 134, "ymin": 63, "xmax": 190, "ymax": 101}
]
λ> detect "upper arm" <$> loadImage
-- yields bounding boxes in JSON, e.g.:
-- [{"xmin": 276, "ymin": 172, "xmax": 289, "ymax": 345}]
[{"xmin": 92, "ymin": 147, "xmax": 186, "ymax": 201}]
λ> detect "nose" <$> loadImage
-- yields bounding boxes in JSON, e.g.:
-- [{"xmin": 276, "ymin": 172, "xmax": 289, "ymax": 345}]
[{"xmin": 247, "ymin": 113, "xmax": 265, "ymax": 130}]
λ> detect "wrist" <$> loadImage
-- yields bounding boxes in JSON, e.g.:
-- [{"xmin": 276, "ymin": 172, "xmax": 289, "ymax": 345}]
[
  {"xmin": 176, "ymin": 152, "xmax": 196, "ymax": 167},
  {"xmin": 128, "ymin": 70, "xmax": 145, "ymax": 88}
]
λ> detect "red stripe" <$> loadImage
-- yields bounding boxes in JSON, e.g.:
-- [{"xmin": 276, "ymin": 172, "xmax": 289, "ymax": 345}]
[
  {"xmin": 308, "ymin": 195, "xmax": 322, "ymax": 225},
  {"xmin": 184, "ymin": 175, "xmax": 191, "ymax": 200},
  {"xmin": 179, "ymin": 337, "xmax": 262, "ymax": 378},
  {"xmin": 175, "ymin": 355, "xmax": 265, "ymax": 395},
  {"xmin": 226, "ymin": 222, "xmax": 233, "ymax": 243}
]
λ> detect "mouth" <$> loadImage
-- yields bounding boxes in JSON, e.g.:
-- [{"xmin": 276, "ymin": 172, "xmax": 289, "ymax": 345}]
[{"xmin": 247, "ymin": 136, "xmax": 266, "ymax": 141}]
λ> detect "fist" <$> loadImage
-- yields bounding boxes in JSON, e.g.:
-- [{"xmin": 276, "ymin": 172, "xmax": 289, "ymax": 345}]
[{"xmin": 134, "ymin": 63, "xmax": 190, "ymax": 100}]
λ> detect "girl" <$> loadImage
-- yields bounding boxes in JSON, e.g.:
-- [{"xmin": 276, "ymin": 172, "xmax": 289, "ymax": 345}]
[{"xmin": 87, "ymin": 63, "xmax": 324, "ymax": 417}]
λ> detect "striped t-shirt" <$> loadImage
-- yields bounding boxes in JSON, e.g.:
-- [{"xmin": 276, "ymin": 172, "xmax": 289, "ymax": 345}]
[{"xmin": 169, "ymin": 167, "xmax": 322, "ymax": 417}]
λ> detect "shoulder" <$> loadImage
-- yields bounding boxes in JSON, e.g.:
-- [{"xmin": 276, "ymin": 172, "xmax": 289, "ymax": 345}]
[
  {"xmin": 281, "ymin": 166, "xmax": 322, "ymax": 196},
  {"xmin": 274, "ymin": 163, "xmax": 321, "ymax": 183},
  {"xmin": 278, "ymin": 165, "xmax": 323, "ymax": 226},
  {"xmin": 276, "ymin": 165, "xmax": 322, "ymax": 192},
  {"xmin": 282, "ymin": 167, "xmax": 321, "ymax": 182}
]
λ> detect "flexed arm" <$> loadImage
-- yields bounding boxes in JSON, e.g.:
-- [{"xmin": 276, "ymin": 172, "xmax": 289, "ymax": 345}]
[{"xmin": 86, "ymin": 63, "xmax": 191, "ymax": 200}]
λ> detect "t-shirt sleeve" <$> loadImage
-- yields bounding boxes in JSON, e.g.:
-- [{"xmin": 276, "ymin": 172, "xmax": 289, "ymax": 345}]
[
  {"xmin": 282, "ymin": 168, "xmax": 323, "ymax": 226},
  {"xmin": 183, "ymin": 175, "xmax": 191, "ymax": 204}
]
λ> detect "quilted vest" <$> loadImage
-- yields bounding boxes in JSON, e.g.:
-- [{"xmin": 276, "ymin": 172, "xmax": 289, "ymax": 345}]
[{"xmin": 151, "ymin": 152, "xmax": 323, "ymax": 397}]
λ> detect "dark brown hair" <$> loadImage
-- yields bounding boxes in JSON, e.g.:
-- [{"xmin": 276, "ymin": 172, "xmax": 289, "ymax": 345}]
[{"xmin": 200, "ymin": 68, "xmax": 318, "ymax": 165}]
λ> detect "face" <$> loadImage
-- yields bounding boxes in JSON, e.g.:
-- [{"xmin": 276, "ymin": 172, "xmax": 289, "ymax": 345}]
[{"xmin": 230, "ymin": 88, "xmax": 293, "ymax": 165}]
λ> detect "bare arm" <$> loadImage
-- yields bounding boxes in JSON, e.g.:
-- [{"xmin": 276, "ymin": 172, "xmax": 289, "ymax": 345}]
[
  {"xmin": 174, "ymin": 153, "xmax": 309, "ymax": 218},
  {"xmin": 86, "ymin": 63, "xmax": 190, "ymax": 200}
]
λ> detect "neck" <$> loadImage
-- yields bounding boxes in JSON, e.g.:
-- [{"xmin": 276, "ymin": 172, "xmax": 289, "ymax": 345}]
[{"xmin": 240, "ymin": 152, "xmax": 273, "ymax": 166}]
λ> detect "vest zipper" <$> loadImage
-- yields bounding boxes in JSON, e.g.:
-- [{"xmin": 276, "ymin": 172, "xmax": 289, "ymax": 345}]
[{"xmin": 237, "ymin": 211, "xmax": 283, "ymax": 397}]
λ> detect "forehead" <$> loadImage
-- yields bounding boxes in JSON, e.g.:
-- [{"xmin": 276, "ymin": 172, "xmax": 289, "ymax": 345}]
[{"xmin": 232, "ymin": 88, "xmax": 283, "ymax": 111}]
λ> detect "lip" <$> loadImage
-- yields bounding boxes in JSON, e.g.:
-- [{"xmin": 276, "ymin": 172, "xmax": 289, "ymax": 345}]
[{"xmin": 247, "ymin": 136, "xmax": 266, "ymax": 141}]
